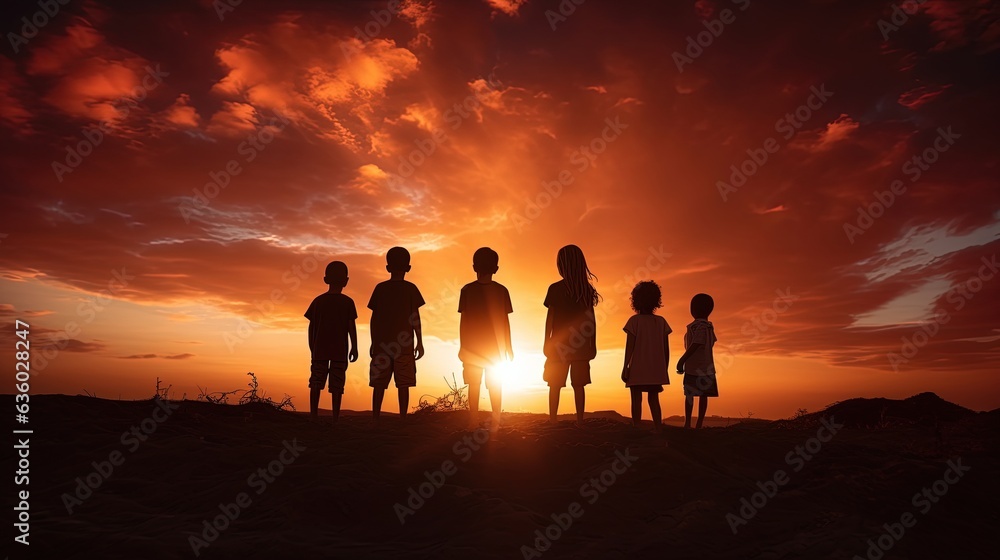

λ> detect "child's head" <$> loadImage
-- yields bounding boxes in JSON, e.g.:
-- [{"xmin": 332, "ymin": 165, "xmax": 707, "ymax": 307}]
[
  {"xmin": 630, "ymin": 281, "xmax": 662, "ymax": 314},
  {"xmin": 324, "ymin": 261, "xmax": 349, "ymax": 287},
  {"xmin": 556, "ymin": 244, "xmax": 600, "ymax": 307},
  {"xmin": 690, "ymin": 293, "xmax": 714, "ymax": 319},
  {"xmin": 385, "ymin": 246, "xmax": 411, "ymax": 273},
  {"xmin": 473, "ymin": 247, "xmax": 499, "ymax": 274}
]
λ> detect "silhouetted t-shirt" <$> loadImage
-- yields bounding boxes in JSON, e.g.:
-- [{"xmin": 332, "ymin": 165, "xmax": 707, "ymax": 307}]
[
  {"xmin": 683, "ymin": 319, "xmax": 717, "ymax": 376},
  {"xmin": 623, "ymin": 314, "xmax": 671, "ymax": 386},
  {"xmin": 304, "ymin": 292, "xmax": 357, "ymax": 361},
  {"xmin": 458, "ymin": 281, "xmax": 513, "ymax": 366},
  {"xmin": 543, "ymin": 280, "xmax": 597, "ymax": 362},
  {"xmin": 368, "ymin": 280, "xmax": 425, "ymax": 356}
]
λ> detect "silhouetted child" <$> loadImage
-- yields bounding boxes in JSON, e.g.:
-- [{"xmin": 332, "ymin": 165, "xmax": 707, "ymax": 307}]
[
  {"xmin": 305, "ymin": 261, "xmax": 359, "ymax": 420},
  {"xmin": 543, "ymin": 244, "xmax": 599, "ymax": 425},
  {"xmin": 676, "ymin": 293, "xmax": 719, "ymax": 429},
  {"xmin": 368, "ymin": 247, "xmax": 425, "ymax": 426},
  {"xmin": 459, "ymin": 247, "xmax": 513, "ymax": 432},
  {"xmin": 621, "ymin": 281, "xmax": 671, "ymax": 432}
]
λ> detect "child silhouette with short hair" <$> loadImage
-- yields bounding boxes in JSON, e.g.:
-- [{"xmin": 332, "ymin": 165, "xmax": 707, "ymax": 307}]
[
  {"xmin": 621, "ymin": 281, "xmax": 671, "ymax": 432},
  {"xmin": 368, "ymin": 247, "xmax": 425, "ymax": 425},
  {"xmin": 305, "ymin": 261, "xmax": 359, "ymax": 420},
  {"xmin": 543, "ymin": 244, "xmax": 599, "ymax": 425},
  {"xmin": 459, "ymin": 247, "xmax": 513, "ymax": 432},
  {"xmin": 676, "ymin": 293, "xmax": 719, "ymax": 429}
]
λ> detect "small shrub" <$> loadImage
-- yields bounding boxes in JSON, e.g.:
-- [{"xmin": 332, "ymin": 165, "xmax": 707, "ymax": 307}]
[{"xmin": 414, "ymin": 373, "xmax": 468, "ymax": 413}]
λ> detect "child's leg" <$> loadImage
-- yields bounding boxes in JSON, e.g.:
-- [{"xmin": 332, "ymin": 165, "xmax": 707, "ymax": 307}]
[
  {"xmin": 696, "ymin": 396, "xmax": 708, "ymax": 429},
  {"xmin": 629, "ymin": 388, "xmax": 642, "ymax": 426},
  {"xmin": 310, "ymin": 388, "xmax": 321, "ymax": 417},
  {"xmin": 398, "ymin": 386, "xmax": 409, "ymax": 419},
  {"xmin": 468, "ymin": 381, "xmax": 481, "ymax": 419},
  {"xmin": 372, "ymin": 388, "xmax": 385, "ymax": 421},
  {"xmin": 488, "ymin": 385, "xmax": 502, "ymax": 431},
  {"xmin": 573, "ymin": 385, "xmax": 586, "ymax": 424},
  {"xmin": 464, "ymin": 365, "xmax": 480, "ymax": 426},
  {"xmin": 330, "ymin": 392, "xmax": 342, "ymax": 421},
  {"xmin": 684, "ymin": 395, "xmax": 693, "ymax": 429},
  {"xmin": 548, "ymin": 387, "xmax": 560, "ymax": 422},
  {"xmin": 648, "ymin": 392, "xmax": 662, "ymax": 431}
]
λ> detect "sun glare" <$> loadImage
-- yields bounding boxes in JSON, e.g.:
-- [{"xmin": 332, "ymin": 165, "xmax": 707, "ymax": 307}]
[{"xmin": 491, "ymin": 352, "xmax": 547, "ymax": 392}]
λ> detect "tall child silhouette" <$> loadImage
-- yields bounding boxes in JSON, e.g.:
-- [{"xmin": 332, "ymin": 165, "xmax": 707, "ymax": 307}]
[
  {"xmin": 676, "ymin": 293, "xmax": 719, "ymax": 429},
  {"xmin": 305, "ymin": 261, "xmax": 359, "ymax": 420},
  {"xmin": 458, "ymin": 247, "xmax": 513, "ymax": 432},
  {"xmin": 368, "ymin": 247, "xmax": 425, "ymax": 425},
  {"xmin": 542, "ymin": 245, "xmax": 599, "ymax": 425}
]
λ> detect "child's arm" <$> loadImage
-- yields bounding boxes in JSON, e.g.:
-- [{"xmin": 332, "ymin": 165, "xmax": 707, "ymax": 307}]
[
  {"xmin": 676, "ymin": 343, "xmax": 702, "ymax": 373},
  {"xmin": 504, "ymin": 318, "xmax": 514, "ymax": 361},
  {"xmin": 622, "ymin": 332, "xmax": 635, "ymax": 382},
  {"xmin": 543, "ymin": 308, "xmax": 554, "ymax": 357},
  {"xmin": 307, "ymin": 321, "xmax": 316, "ymax": 354},
  {"xmin": 663, "ymin": 329, "xmax": 671, "ymax": 376},
  {"xmin": 413, "ymin": 310, "xmax": 424, "ymax": 360},
  {"xmin": 348, "ymin": 319, "xmax": 358, "ymax": 362}
]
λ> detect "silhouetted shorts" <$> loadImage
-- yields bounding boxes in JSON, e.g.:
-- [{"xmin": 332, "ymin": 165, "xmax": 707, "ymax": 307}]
[
  {"xmin": 370, "ymin": 352, "xmax": 416, "ymax": 389},
  {"xmin": 463, "ymin": 363, "xmax": 501, "ymax": 392},
  {"xmin": 683, "ymin": 373, "xmax": 719, "ymax": 397},
  {"xmin": 543, "ymin": 359, "xmax": 591, "ymax": 388},
  {"xmin": 310, "ymin": 359, "xmax": 348, "ymax": 394}
]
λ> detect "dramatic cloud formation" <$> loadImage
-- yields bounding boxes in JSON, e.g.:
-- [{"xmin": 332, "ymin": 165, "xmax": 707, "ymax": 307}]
[{"xmin": 1, "ymin": 0, "xmax": 997, "ymax": 417}]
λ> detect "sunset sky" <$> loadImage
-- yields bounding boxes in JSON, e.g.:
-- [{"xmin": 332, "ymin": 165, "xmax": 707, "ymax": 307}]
[{"xmin": 2, "ymin": 0, "xmax": 998, "ymax": 418}]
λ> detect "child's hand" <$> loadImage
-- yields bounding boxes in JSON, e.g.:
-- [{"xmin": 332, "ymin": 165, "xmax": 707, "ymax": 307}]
[
  {"xmin": 506, "ymin": 347, "xmax": 514, "ymax": 362},
  {"xmin": 349, "ymin": 347, "xmax": 358, "ymax": 363},
  {"xmin": 621, "ymin": 366, "xmax": 630, "ymax": 383},
  {"xmin": 676, "ymin": 362, "xmax": 685, "ymax": 374},
  {"xmin": 414, "ymin": 342, "xmax": 425, "ymax": 360}
]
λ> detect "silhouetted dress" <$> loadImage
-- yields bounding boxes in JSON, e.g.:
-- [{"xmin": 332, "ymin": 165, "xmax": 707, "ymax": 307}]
[{"xmin": 623, "ymin": 314, "xmax": 671, "ymax": 391}]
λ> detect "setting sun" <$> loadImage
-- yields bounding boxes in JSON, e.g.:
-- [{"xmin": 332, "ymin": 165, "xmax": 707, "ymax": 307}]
[{"xmin": 492, "ymin": 352, "xmax": 547, "ymax": 393}]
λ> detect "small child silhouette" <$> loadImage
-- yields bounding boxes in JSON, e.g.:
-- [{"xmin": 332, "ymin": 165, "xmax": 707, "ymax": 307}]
[
  {"xmin": 305, "ymin": 261, "xmax": 359, "ymax": 420},
  {"xmin": 458, "ymin": 247, "xmax": 513, "ymax": 432},
  {"xmin": 621, "ymin": 281, "xmax": 671, "ymax": 432},
  {"xmin": 542, "ymin": 244, "xmax": 599, "ymax": 425},
  {"xmin": 368, "ymin": 247, "xmax": 425, "ymax": 425},
  {"xmin": 676, "ymin": 293, "xmax": 719, "ymax": 429}
]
